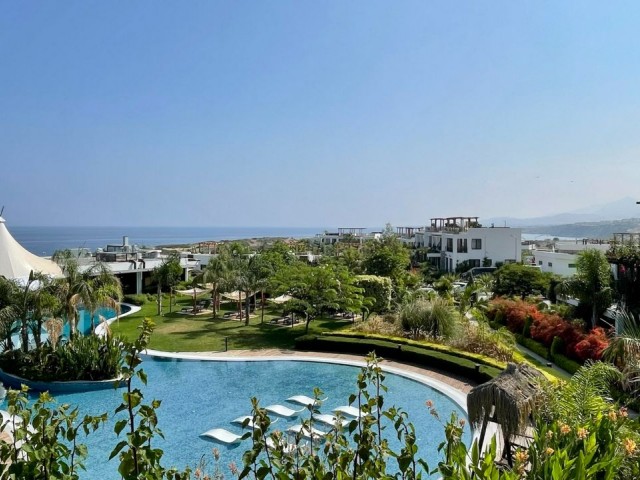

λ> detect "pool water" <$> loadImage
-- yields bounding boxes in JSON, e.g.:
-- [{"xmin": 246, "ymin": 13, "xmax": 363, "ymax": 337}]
[
  {"xmin": 71, "ymin": 304, "xmax": 132, "ymax": 336},
  {"xmin": 9, "ymin": 304, "xmax": 132, "ymax": 349},
  {"xmin": 4, "ymin": 358, "xmax": 470, "ymax": 478}
]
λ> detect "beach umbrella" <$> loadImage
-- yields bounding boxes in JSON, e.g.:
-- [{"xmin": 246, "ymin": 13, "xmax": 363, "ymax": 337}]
[{"xmin": 176, "ymin": 286, "xmax": 211, "ymax": 311}]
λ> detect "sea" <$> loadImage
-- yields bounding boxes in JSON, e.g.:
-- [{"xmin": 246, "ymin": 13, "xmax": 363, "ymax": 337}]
[{"xmin": 10, "ymin": 226, "xmax": 329, "ymax": 257}]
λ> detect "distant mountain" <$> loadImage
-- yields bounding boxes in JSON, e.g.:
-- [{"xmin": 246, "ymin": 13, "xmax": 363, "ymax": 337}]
[
  {"xmin": 521, "ymin": 218, "xmax": 640, "ymax": 239},
  {"xmin": 484, "ymin": 197, "xmax": 638, "ymax": 227}
]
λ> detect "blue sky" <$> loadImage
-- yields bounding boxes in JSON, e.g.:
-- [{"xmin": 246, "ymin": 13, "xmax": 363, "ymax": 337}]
[{"xmin": 1, "ymin": 1, "xmax": 639, "ymax": 227}]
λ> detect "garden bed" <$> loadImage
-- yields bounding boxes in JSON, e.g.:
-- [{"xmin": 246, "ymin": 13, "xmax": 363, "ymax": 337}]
[
  {"xmin": 0, "ymin": 368, "xmax": 125, "ymax": 393},
  {"xmin": 295, "ymin": 333, "xmax": 503, "ymax": 383}
]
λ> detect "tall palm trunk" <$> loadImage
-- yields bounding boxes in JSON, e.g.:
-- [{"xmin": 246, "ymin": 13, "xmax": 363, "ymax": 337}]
[
  {"xmin": 157, "ymin": 283, "xmax": 162, "ymax": 316},
  {"xmin": 244, "ymin": 292, "xmax": 251, "ymax": 326},
  {"xmin": 260, "ymin": 291, "xmax": 265, "ymax": 324}
]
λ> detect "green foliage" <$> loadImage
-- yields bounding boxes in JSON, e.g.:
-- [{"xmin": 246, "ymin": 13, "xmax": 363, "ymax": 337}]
[
  {"xmin": 123, "ymin": 294, "xmax": 149, "ymax": 306},
  {"xmin": 550, "ymin": 353, "xmax": 583, "ymax": 375},
  {"xmin": 0, "ymin": 334, "xmax": 123, "ymax": 381},
  {"xmin": 273, "ymin": 261, "xmax": 364, "ymax": 333},
  {"xmin": 493, "ymin": 263, "xmax": 551, "ymax": 299},
  {"xmin": 399, "ymin": 297, "xmax": 459, "ymax": 339},
  {"xmin": 152, "ymin": 254, "xmax": 183, "ymax": 316},
  {"xmin": 353, "ymin": 313, "xmax": 403, "ymax": 336},
  {"xmin": 354, "ymin": 275, "xmax": 393, "ymax": 313},
  {"xmin": 559, "ymin": 249, "xmax": 613, "ymax": 329},
  {"xmin": 523, "ymin": 315, "xmax": 533, "ymax": 338},
  {"xmin": 295, "ymin": 334, "xmax": 502, "ymax": 382},
  {"xmin": 362, "ymin": 235, "xmax": 411, "ymax": 280},
  {"xmin": 551, "ymin": 335, "xmax": 564, "ymax": 357},
  {"xmin": 0, "ymin": 386, "xmax": 106, "ymax": 479},
  {"xmin": 239, "ymin": 354, "xmax": 435, "ymax": 478},
  {"xmin": 54, "ymin": 258, "xmax": 123, "ymax": 339},
  {"xmin": 110, "ymin": 318, "xmax": 190, "ymax": 480},
  {"xmin": 516, "ymin": 334, "xmax": 550, "ymax": 359},
  {"xmin": 450, "ymin": 315, "xmax": 515, "ymax": 363}
]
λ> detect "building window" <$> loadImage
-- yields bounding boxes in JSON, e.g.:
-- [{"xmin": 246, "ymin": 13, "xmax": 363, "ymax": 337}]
[
  {"xmin": 469, "ymin": 259, "xmax": 481, "ymax": 268},
  {"xmin": 471, "ymin": 238, "xmax": 482, "ymax": 249},
  {"xmin": 538, "ymin": 260, "xmax": 542, "ymax": 265},
  {"xmin": 446, "ymin": 238, "xmax": 453, "ymax": 252},
  {"xmin": 548, "ymin": 262, "xmax": 553, "ymax": 267},
  {"xmin": 568, "ymin": 263, "xmax": 576, "ymax": 268},
  {"xmin": 457, "ymin": 238, "xmax": 468, "ymax": 253}
]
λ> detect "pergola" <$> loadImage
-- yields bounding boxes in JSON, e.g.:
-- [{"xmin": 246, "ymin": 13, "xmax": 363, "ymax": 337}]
[{"xmin": 467, "ymin": 363, "xmax": 545, "ymax": 465}]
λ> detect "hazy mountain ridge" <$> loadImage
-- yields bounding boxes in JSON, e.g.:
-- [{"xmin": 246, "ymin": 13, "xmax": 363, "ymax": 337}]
[
  {"xmin": 521, "ymin": 218, "xmax": 640, "ymax": 239},
  {"xmin": 484, "ymin": 197, "xmax": 639, "ymax": 227}
]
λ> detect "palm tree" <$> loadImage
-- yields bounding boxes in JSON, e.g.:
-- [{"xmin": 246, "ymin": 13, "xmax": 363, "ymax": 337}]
[
  {"xmin": 604, "ymin": 310, "xmax": 640, "ymax": 397},
  {"xmin": 85, "ymin": 263, "xmax": 123, "ymax": 332},
  {"xmin": 558, "ymin": 249, "xmax": 612, "ymax": 328},
  {"xmin": 230, "ymin": 256, "xmax": 266, "ymax": 326},
  {"xmin": 152, "ymin": 254, "xmax": 182, "ymax": 316},
  {"xmin": 0, "ymin": 271, "xmax": 56, "ymax": 352},
  {"xmin": 54, "ymin": 258, "xmax": 122, "ymax": 339},
  {"xmin": 196, "ymin": 254, "xmax": 231, "ymax": 318}
]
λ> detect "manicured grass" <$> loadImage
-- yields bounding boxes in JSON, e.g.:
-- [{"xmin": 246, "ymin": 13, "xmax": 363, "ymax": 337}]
[{"xmin": 111, "ymin": 297, "xmax": 353, "ymax": 352}]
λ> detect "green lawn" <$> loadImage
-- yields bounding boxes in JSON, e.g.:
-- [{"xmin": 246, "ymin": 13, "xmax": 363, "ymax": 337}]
[{"xmin": 111, "ymin": 297, "xmax": 353, "ymax": 352}]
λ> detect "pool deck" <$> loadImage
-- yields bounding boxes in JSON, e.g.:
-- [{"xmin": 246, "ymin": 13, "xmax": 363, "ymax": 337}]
[{"xmin": 146, "ymin": 348, "xmax": 476, "ymax": 395}]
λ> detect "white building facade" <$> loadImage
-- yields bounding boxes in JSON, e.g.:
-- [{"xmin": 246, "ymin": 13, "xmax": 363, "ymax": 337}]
[
  {"xmin": 531, "ymin": 241, "xmax": 611, "ymax": 277},
  {"xmin": 417, "ymin": 217, "xmax": 522, "ymax": 272}
]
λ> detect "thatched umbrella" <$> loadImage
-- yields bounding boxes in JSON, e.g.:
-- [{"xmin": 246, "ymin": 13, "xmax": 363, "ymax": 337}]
[{"xmin": 467, "ymin": 363, "xmax": 545, "ymax": 464}]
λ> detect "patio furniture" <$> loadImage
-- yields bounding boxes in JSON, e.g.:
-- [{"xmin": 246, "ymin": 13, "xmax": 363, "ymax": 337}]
[{"xmin": 200, "ymin": 428, "xmax": 244, "ymax": 446}]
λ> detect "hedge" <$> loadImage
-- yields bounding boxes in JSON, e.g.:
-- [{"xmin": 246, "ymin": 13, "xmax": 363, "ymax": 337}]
[
  {"xmin": 549, "ymin": 353, "xmax": 582, "ymax": 375},
  {"xmin": 515, "ymin": 335, "xmax": 550, "ymax": 360},
  {"xmin": 295, "ymin": 334, "xmax": 502, "ymax": 383}
]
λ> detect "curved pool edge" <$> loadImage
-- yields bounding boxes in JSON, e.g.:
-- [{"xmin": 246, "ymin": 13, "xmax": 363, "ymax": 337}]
[
  {"xmin": 142, "ymin": 348, "xmax": 499, "ymax": 463},
  {"xmin": 142, "ymin": 349, "xmax": 468, "ymax": 413},
  {"xmin": 0, "ymin": 368, "xmax": 126, "ymax": 394},
  {"xmin": 94, "ymin": 303, "xmax": 141, "ymax": 336}
]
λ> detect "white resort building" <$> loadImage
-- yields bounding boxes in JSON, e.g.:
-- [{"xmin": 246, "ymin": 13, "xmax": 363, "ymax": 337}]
[
  {"xmin": 529, "ymin": 239, "xmax": 611, "ymax": 277},
  {"xmin": 412, "ymin": 216, "xmax": 522, "ymax": 272}
]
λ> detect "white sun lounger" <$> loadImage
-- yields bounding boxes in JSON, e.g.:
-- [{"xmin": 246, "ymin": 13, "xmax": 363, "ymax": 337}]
[
  {"xmin": 333, "ymin": 405, "xmax": 376, "ymax": 419},
  {"xmin": 0, "ymin": 409, "xmax": 36, "ymax": 434},
  {"xmin": 200, "ymin": 428, "xmax": 244, "ymax": 445},
  {"xmin": 286, "ymin": 395, "xmax": 327, "ymax": 407},
  {"xmin": 315, "ymin": 413, "xmax": 350, "ymax": 428},
  {"xmin": 287, "ymin": 424, "xmax": 327, "ymax": 439},
  {"xmin": 232, "ymin": 415, "xmax": 278, "ymax": 429},
  {"xmin": 265, "ymin": 404, "xmax": 305, "ymax": 418}
]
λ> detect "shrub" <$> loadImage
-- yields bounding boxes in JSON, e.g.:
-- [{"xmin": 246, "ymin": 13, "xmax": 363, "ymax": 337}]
[
  {"xmin": 449, "ymin": 321, "xmax": 515, "ymax": 363},
  {"xmin": 516, "ymin": 334, "xmax": 550, "ymax": 359},
  {"xmin": 123, "ymin": 294, "xmax": 148, "ymax": 306},
  {"xmin": 399, "ymin": 297, "xmax": 459, "ymax": 340},
  {"xmin": 0, "ymin": 335, "xmax": 123, "ymax": 382},
  {"xmin": 550, "ymin": 336, "xmax": 564, "ymax": 357},
  {"xmin": 523, "ymin": 315, "xmax": 532, "ymax": 338},
  {"xmin": 352, "ymin": 314, "xmax": 402, "ymax": 336},
  {"xmin": 549, "ymin": 353, "xmax": 582, "ymax": 374},
  {"xmin": 573, "ymin": 327, "xmax": 609, "ymax": 361}
]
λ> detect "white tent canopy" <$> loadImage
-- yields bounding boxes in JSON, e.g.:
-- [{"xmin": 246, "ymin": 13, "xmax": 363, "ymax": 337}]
[
  {"xmin": 0, "ymin": 216, "xmax": 63, "ymax": 282},
  {"xmin": 220, "ymin": 291, "xmax": 254, "ymax": 301},
  {"xmin": 175, "ymin": 287, "xmax": 211, "ymax": 296},
  {"xmin": 269, "ymin": 294, "xmax": 293, "ymax": 304}
]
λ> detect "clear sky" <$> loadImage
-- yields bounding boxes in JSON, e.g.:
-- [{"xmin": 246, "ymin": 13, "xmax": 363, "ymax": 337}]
[{"xmin": 1, "ymin": 1, "xmax": 639, "ymax": 227}]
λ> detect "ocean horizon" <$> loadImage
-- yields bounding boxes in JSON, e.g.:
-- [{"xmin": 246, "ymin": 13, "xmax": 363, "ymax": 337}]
[{"xmin": 10, "ymin": 226, "xmax": 336, "ymax": 256}]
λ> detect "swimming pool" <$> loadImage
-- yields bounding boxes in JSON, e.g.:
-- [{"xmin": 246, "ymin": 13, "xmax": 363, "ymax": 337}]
[
  {"xmin": 72, "ymin": 304, "xmax": 132, "ymax": 336},
  {"xmin": 4, "ymin": 357, "xmax": 470, "ymax": 478},
  {"xmin": 8, "ymin": 304, "xmax": 134, "ymax": 349}
]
